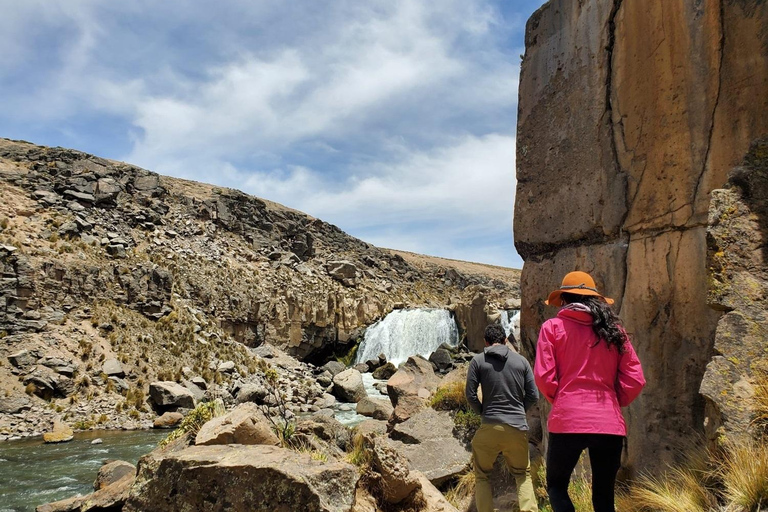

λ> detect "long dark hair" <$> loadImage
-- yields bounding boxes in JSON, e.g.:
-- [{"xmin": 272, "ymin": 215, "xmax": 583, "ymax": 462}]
[{"xmin": 560, "ymin": 292, "xmax": 627, "ymax": 353}]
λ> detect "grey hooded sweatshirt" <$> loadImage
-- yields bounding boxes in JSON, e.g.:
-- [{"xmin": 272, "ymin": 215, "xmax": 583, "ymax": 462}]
[{"xmin": 465, "ymin": 344, "xmax": 538, "ymax": 430}]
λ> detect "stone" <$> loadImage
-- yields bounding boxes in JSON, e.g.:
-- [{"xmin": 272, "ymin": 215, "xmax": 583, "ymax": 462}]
[
  {"xmin": 93, "ymin": 460, "xmax": 136, "ymax": 490},
  {"xmin": 153, "ymin": 412, "xmax": 183, "ymax": 429},
  {"xmin": 355, "ymin": 397, "xmax": 393, "ymax": 421},
  {"xmin": 149, "ymin": 381, "xmax": 196, "ymax": 411},
  {"xmin": 370, "ymin": 436, "xmax": 421, "ymax": 504},
  {"xmin": 325, "ymin": 260, "xmax": 357, "ymax": 286},
  {"xmin": 43, "ymin": 419, "xmax": 74, "ymax": 443},
  {"xmin": 124, "ymin": 445, "xmax": 358, "ymax": 512},
  {"xmin": 353, "ymin": 419, "xmax": 389, "ymax": 438},
  {"xmin": 389, "ymin": 408, "xmax": 471, "ymax": 486},
  {"xmin": 101, "ymin": 358, "xmax": 125, "ymax": 377},
  {"xmin": 191, "ymin": 376, "xmax": 207, "ymax": 390},
  {"xmin": 182, "ymin": 380, "xmax": 205, "ymax": 402},
  {"xmin": 428, "ymin": 348, "xmax": 453, "ymax": 372},
  {"xmin": 217, "ymin": 360, "xmax": 236, "ymax": 373},
  {"xmin": 195, "ymin": 403, "xmax": 280, "ymax": 446},
  {"xmin": 386, "ymin": 356, "xmax": 440, "ymax": 423},
  {"xmin": 332, "ymin": 368, "xmax": 367, "ymax": 403},
  {"xmin": 413, "ymin": 471, "xmax": 460, "ymax": 512},
  {"xmin": 39, "ymin": 356, "xmax": 76, "ymax": 377},
  {"xmin": 320, "ymin": 360, "xmax": 346, "ymax": 378},
  {"xmin": 0, "ymin": 395, "xmax": 32, "ymax": 414},
  {"xmin": 352, "ymin": 362, "xmax": 369, "ymax": 374},
  {"xmin": 133, "ymin": 175, "xmax": 160, "ymax": 192},
  {"xmin": 8, "ymin": 349, "xmax": 36, "ymax": 369},
  {"xmin": 236, "ymin": 383, "xmax": 268, "ymax": 404},
  {"xmin": 296, "ymin": 413, "xmax": 351, "ymax": 452},
  {"xmin": 372, "ymin": 362, "xmax": 397, "ymax": 380}
]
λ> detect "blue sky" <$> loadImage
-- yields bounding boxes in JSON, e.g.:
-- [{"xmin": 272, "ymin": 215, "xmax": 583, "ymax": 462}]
[{"xmin": 0, "ymin": 0, "xmax": 546, "ymax": 268}]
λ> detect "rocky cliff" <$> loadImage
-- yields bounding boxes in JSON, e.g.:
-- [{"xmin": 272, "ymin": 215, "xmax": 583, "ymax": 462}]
[
  {"xmin": 0, "ymin": 138, "xmax": 519, "ymax": 439},
  {"xmin": 515, "ymin": 0, "xmax": 768, "ymax": 471}
]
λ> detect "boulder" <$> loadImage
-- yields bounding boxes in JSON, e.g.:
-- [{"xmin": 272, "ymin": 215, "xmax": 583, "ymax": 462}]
[
  {"xmin": 149, "ymin": 381, "xmax": 196, "ymax": 411},
  {"xmin": 320, "ymin": 360, "xmax": 346, "ymax": 378},
  {"xmin": 8, "ymin": 349, "xmax": 36, "ymax": 369},
  {"xmin": 124, "ymin": 445, "xmax": 358, "ymax": 512},
  {"xmin": 236, "ymin": 383, "xmax": 268, "ymax": 404},
  {"xmin": 370, "ymin": 436, "xmax": 421, "ymax": 504},
  {"xmin": 353, "ymin": 419, "xmax": 389, "ymax": 438},
  {"xmin": 355, "ymin": 397, "xmax": 394, "ymax": 421},
  {"xmin": 352, "ymin": 362, "xmax": 369, "ymax": 374},
  {"xmin": 217, "ymin": 361, "xmax": 236, "ymax": 373},
  {"xmin": 296, "ymin": 413, "xmax": 351, "ymax": 452},
  {"xmin": 428, "ymin": 348, "xmax": 453, "ymax": 372},
  {"xmin": 93, "ymin": 460, "xmax": 136, "ymax": 490},
  {"xmin": 153, "ymin": 412, "xmax": 183, "ymax": 429},
  {"xmin": 43, "ymin": 419, "xmax": 74, "ymax": 443},
  {"xmin": 101, "ymin": 358, "xmax": 125, "ymax": 378},
  {"xmin": 386, "ymin": 356, "xmax": 440, "ymax": 423},
  {"xmin": 182, "ymin": 380, "xmax": 205, "ymax": 403},
  {"xmin": 389, "ymin": 408, "xmax": 471, "ymax": 485},
  {"xmin": 325, "ymin": 260, "xmax": 357, "ymax": 286},
  {"xmin": 0, "ymin": 395, "xmax": 32, "ymax": 414},
  {"xmin": 332, "ymin": 368, "xmax": 366, "ymax": 403},
  {"xmin": 195, "ymin": 403, "xmax": 279, "ymax": 446},
  {"xmin": 412, "ymin": 471, "xmax": 460, "ymax": 512},
  {"xmin": 372, "ymin": 362, "xmax": 397, "ymax": 380}
]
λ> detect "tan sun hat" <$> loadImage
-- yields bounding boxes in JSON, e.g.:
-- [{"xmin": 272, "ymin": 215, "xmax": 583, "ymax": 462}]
[{"xmin": 546, "ymin": 271, "xmax": 615, "ymax": 306}]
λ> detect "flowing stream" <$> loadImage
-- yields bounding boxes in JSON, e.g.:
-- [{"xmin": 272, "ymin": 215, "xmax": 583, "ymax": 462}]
[
  {"xmin": 355, "ymin": 309, "xmax": 459, "ymax": 367},
  {"xmin": 0, "ymin": 429, "xmax": 167, "ymax": 512}
]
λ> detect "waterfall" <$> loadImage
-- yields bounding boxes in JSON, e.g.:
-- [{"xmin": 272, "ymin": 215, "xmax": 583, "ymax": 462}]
[
  {"xmin": 500, "ymin": 310, "xmax": 521, "ymax": 344},
  {"xmin": 355, "ymin": 309, "xmax": 459, "ymax": 367}
]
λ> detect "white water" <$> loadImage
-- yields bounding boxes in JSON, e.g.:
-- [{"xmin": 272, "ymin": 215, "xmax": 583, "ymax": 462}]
[
  {"xmin": 355, "ymin": 309, "xmax": 459, "ymax": 367},
  {"xmin": 500, "ymin": 310, "xmax": 521, "ymax": 343},
  {"xmin": 333, "ymin": 373, "xmax": 388, "ymax": 427}
]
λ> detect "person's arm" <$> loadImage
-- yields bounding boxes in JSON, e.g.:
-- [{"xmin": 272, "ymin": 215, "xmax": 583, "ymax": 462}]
[
  {"xmin": 465, "ymin": 358, "xmax": 482, "ymax": 415},
  {"xmin": 534, "ymin": 322, "xmax": 559, "ymax": 403},
  {"xmin": 523, "ymin": 359, "xmax": 539, "ymax": 411},
  {"xmin": 616, "ymin": 337, "xmax": 645, "ymax": 407}
]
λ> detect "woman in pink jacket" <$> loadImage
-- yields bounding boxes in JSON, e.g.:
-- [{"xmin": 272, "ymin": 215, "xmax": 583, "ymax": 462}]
[{"xmin": 534, "ymin": 271, "xmax": 645, "ymax": 512}]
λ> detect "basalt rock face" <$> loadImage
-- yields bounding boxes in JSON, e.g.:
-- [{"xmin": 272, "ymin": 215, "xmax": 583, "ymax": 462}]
[{"xmin": 516, "ymin": 0, "xmax": 768, "ymax": 470}]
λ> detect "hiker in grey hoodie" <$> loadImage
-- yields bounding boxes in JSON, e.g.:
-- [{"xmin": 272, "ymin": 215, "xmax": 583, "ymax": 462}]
[{"xmin": 466, "ymin": 323, "xmax": 539, "ymax": 512}]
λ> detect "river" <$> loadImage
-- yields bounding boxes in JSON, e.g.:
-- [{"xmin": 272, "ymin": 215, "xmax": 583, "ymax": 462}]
[{"xmin": 0, "ymin": 429, "xmax": 167, "ymax": 512}]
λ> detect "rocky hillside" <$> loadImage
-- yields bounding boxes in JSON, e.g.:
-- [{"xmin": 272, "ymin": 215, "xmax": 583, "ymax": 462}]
[
  {"xmin": 515, "ymin": 0, "xmax": 768, "ymax": 472},
  {"xmin": 0, "ymin": 138, "xmax": 519, "ymax": 440}
]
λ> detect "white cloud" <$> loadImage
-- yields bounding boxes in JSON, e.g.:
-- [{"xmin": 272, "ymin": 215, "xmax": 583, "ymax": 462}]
[{"xmin": 0, "ymin": 0, "xmax": 530, "ymax": 266}]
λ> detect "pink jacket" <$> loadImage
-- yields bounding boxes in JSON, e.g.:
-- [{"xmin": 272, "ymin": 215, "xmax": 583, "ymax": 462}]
[{"xmin": 534, "ymin": 308, "xmax": 645, "ymax": 435}]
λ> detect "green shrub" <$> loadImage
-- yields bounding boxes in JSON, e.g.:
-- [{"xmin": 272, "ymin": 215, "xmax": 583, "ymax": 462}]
[
  {"xmin": 159, "ymin": 400, "xmax": 225, "ymax": 448},
  {"xmin": 430, "ymin": 381, "xmax": 467, "ymax": 411},
  {"xmin": 454, "ymin": 410, "xmax": 481, "ymax": 431}
]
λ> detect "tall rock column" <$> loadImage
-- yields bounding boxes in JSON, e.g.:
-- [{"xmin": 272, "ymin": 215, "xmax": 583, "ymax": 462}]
[{"xmin": 515, "ymin": 0, "xmax": 768, "ymax": 471}]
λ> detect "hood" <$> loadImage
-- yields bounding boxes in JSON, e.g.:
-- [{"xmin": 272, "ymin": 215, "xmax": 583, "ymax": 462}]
[
  {"xmin": 483, "ymin": 344, "xmax": 510, "ymax": 361},
  {"xmin": 557, "ymin": 306, "xmax": 593, "ymax": 326}
]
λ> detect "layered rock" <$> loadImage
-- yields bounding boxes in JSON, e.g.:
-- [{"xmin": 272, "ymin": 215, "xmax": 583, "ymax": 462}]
[
  {"xmin": 516, "ymin": 0, "xmax": 768, "ymax": 470},
  {"xmin": 701, "ymin": 138, "xmax": 768, "ymax": 441}
]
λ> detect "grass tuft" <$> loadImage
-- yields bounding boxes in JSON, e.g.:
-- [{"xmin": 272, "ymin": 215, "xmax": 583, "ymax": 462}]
[
  {"xmin": 444, "ymin": 469, "xmax": 475, "ymax": 508},
  {"xmin": 159, "ymin": 399, "xmax": 225, "ymax": 448},
  {"xmin": 720, "ymin": 439, "xmax": 768, "ymax": 510}
]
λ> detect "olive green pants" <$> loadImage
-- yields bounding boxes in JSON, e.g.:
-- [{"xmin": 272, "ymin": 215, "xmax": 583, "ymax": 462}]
[{"xmin": 471, "ymin": 423, "xmax": 538, "ymax": 512}]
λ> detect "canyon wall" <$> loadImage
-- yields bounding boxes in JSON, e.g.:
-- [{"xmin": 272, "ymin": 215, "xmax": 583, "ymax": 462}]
[{"xmin": 515, "ymin": 0, "xmax": 768, "ymax": 471}]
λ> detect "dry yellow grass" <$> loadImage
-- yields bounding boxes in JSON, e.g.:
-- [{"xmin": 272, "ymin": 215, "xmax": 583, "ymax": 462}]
[
  {"xmin": 445, "ymin": 469, "xmax": 476, "ymax": 507},
  {"xmin": 720, "ymin": 440, "xmax": 768, "ymax": 510}
]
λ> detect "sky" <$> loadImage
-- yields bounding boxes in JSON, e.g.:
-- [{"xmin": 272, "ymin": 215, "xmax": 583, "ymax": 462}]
[{"xmin": 0, "ymin": 0, "xmax": 547, "ymax": 269}]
